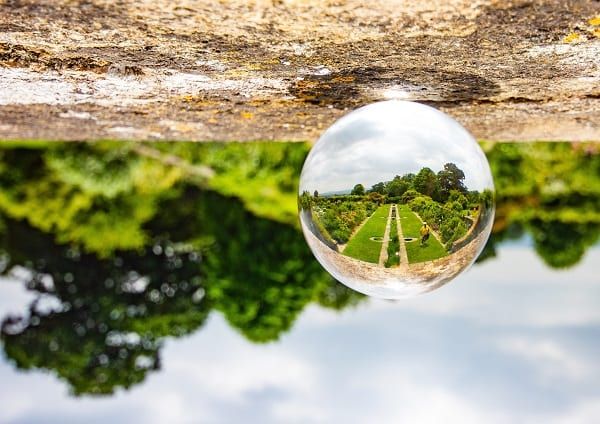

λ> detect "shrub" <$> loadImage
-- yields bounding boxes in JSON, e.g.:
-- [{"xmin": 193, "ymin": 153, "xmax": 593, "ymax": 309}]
[
  {"xmin": 440, "ymin": 215, "xmax": 467, "ymax": 246},
  {"xmin": 313, "ymin": 199, "xmax": 375, "ymax": 244},
  {"xmin": 400, "ymin": 189, "xmax": 420, "ymax": 204},
  {"xmin": 446, "ymin": 200, "xmax": 464, "ymax": 213},
  {"xmin": 447, "ymin": 190, "xmax": 468, "ymax": 209},
  {"xmin": 298, "ymin": 191, "xmax": 312, "ymax": 210},
  {"xmin": 409, "ymin": 195, "xmax": 444, "ymax": 229}
]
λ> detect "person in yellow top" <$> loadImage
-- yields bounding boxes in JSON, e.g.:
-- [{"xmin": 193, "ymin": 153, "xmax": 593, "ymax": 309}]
[{"xmin": 420, "ymin": 222, "xmax": 430, "ymax": 246}]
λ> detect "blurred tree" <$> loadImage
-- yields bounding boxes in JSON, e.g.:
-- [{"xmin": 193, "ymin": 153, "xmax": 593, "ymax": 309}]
[
  {"xmin": 351, "ymin": 183, "xmax": 365, "ymax": 196},
  {"xmin": 1, "ymin": 218, "xmax": 210, "ymax": 396},
  {"xmin": 386, "ymin": 176, "xmax": 410, "ymax": 197},
  {"xmin": 0, "ymin": 140, "xmax": 599, "ymax": 398},
  {"xmin": 0, "ymin": 142, "xmax": 364, "ymax": 396},
  {"xmin": 528, "ymin": 220, "xmax": 600, "ymax": 268},
  {"xmin": 479, "ymin": 142, "xmax": 600, "ymax": 267},
  {"xmin": 368, "ymin": 192, "xmax": 385, "ymax": 205},
  {"xmin": 369, "ymin": 182, "xmax": 386, "ymax": 194}
]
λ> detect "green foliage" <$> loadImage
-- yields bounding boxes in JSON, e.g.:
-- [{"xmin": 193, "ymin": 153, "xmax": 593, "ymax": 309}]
[
  {"xmin": 298, "ymin": 190, "xmax": 312, "ymax": 210},
  {"xmin": 312, "ymin": 198, "xmax": 376, "ymax": 244},
  {"xmin": 400, "ymin": 189, "xmax": 420, "ymax": 204},
  {"xmin": 343, "ymin": 204, "xmax": 390, "ymax": 263},
  {"xmin": 193, "ymin": 191, "xmax": 330, "ymax": 343},
  {"xmin": 364, "ymin": 163, "xmax": 467, "ymax": 203},
  {"xmin": 0, "ymin": 142, "xmax": 371, "ymax": 396},
  {"xmin": 397, "ymin": 206, "xmax": 447, "ymax": 263},
  {"xmin": 440, "ymin": 216, "xmax": 468, "ymax": 248},
  {"xmin": 148, "ymin": 141, "xmax": 310, "ymax": 225},
  {"xmin": 44, "ymin": 143, "xmax": 140, "ymax": 198},
  {"xmin": 528, "ymin": 220, "xmax": 599, "ymax": 268},
  {"xmin": 448, "ymin": 190, "xmax": 469, "ymax": 210},
  {"xmin": 408, "ymin": 195, "xmax": 443, "ymax": 226},
  {"xmin": 0, "ymin": 166, "xmax": 160, "ymax": 257},
  {"xmin": 386, "ymin": 177, "xmax": 410, "ymax": 197},
  {"xmin": 413, "ymin": 167, "xmax": 439, "ymax": 198},
  {"xmin": 0, "ymin": 139, "xmax": 599, "ymax": 398},
  {"xmin": 408, "ymin": 194, "xmax": 470, "ymax": 246},
  {"xmin": 368, "ymin": 192, "xmax": 385, "ymax": 205},
  {"xmin": 314, "ymin": 279, "xmax": 365, "ymax": 310},
  {"xmin": 437, "ymin": 162, "xmax": 467, "ymax": 201},
  {"xmin": 0, "ymin": 141, "xmax": 312, "ymax": 256},
  {"xmin": 369, "ymin": 181, "xmax": 386, "ymax": 194},
  {"xmin": 351, "ymin": 183, "xmax": 365, "ymax": 196},
  {"xmin": 481, "ymin": 189, "xmax": 494, "ymax": 210},
  {"xmin": 0, "ymin": 187, "xmax": 357, "ymax": 394},
  {"xmin": 0, "ymin": 218, "xmax": 210, "ymax": 396},
  {"xmin": 482, "ymin": 142, "xmax": 600, "ymax": 267}
]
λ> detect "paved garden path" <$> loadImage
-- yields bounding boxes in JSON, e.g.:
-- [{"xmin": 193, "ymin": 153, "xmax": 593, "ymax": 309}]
[
  {"xmin": 394, "ymin": 205, "xmax": 410, "ymax": 269},
  {"xmin": 378, "ymin": 205, "xmax": 394, "ymax": 267}
]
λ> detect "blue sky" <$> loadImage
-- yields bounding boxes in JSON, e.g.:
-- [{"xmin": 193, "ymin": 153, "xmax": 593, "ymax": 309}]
[{"xmin": 1, "ymin": 245, "xmax": 599, "ymax": 424}]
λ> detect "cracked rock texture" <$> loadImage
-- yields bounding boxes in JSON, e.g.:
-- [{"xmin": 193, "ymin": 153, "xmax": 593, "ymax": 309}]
[{"xmin": 0, "ymin": 0, "xmax": 599, "ymax": 142}]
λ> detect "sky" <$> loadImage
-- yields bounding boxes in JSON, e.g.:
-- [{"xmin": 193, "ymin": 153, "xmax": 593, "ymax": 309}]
[
  {"xmin": 1, "ymin": 244, "xmax": 599, "ymax": 424},
  {"xmin": 300, "ymin": 101, "xmax": 494, "ymax": 194}
]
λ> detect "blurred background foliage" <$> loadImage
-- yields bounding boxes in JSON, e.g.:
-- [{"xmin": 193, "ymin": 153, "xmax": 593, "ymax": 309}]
[
  {"xmin": 479, "ymin": 142, "xmax": 600, "ymax": 268},
  {"xmin": 0, "ymin": 140, "xmax": 598, "ymax": 396}
]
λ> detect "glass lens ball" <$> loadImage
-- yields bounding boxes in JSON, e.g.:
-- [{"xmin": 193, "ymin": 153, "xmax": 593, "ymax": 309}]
[{"xmin": 298, "ymin": 100, "xmax": 495, "ymax": 299}]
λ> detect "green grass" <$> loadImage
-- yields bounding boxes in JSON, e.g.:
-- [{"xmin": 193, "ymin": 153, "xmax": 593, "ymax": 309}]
[
  {"xmin": 397, "ymin": 205, "xmax": 447, "ymax": 264},
  {"xmin": 384, "ymin": 214, "xmax": 400, "ymax": 267},
  {"xmin": 343, "ymin": 204, "xmax": 390, "ymax": 263}
]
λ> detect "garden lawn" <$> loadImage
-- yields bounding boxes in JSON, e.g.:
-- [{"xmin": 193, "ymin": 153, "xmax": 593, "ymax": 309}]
[
  {"xmin": 343, "ymin": 204, "xmax": 390, "ymax": 263},
  {"xmin": 397, "ymin": 205, "xmax": 447, "ymax": 263}
]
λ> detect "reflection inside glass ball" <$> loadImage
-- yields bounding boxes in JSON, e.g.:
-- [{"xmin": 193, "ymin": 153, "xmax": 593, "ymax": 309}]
[{"xmin": 298, "ymin": 100, "xmax": 495, "ymax": 299}]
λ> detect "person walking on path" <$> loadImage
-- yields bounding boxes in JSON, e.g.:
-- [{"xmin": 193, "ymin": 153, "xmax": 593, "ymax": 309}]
[{"xmin": 420, "ymin": 222, "xmax": 430, "ymax": 246}]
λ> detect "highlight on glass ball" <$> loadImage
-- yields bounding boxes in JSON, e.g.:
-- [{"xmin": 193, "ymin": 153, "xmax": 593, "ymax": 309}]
[{"xmin": 298, "ymin": 100, "xmax": 495, "ymax": 299}]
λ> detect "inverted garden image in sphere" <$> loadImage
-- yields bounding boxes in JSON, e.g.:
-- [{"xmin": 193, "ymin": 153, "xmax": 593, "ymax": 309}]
[{"xmin": 298, "ymin": 101, "xmax": 495, "ymax": 299}]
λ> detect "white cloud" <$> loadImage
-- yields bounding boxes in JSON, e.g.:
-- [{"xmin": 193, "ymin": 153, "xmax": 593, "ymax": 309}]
[
  {"xmin": 161, "ymin": 319, "xmax": 317, "ymax": 400},
  {"xmin": 494, "ymin": 336, "xmax": 593, "ymax": 383},
  {"xmin": 365, "ymin": 247, "xmax": 600, "ymax": 328},
  {"xmin": 554, "ymin": 399, "xmax": 600, "ymax": 424},
  {"xmin": 357, "ymin": 368, "xmax": 505, "ymax": 424},
  {"xmin": 1, "ymin": 245, "xmax": 599, "ymax": 423},
  {"xmin": 300, "ymin": 101, "xmax": 493, "ymax": 194},
  {"xmin": 0, "ymin": 275, "xmax": 38, "ymax": 319}
]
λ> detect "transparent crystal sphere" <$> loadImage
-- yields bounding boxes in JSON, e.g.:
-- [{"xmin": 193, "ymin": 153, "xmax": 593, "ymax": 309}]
[{"xmin": 298, "ymin": 100, "xmax": 495, "ymax": 299}]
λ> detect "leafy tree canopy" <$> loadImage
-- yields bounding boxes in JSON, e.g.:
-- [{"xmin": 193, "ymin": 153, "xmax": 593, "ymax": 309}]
[{"xmin": 351, "ymin": 183, "xmax": 365, "ymax": 196}]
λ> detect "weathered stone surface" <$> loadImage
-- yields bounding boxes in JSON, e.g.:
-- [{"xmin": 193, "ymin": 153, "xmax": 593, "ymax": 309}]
[{"xmin": 0, "ymin": 0, "xmax": 599, "ymax": 141}]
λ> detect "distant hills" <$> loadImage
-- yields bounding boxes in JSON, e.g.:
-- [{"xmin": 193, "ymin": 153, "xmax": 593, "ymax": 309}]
[{"xmin": 320, "ymin": 189, "xmax": 352, "ymax": 197}]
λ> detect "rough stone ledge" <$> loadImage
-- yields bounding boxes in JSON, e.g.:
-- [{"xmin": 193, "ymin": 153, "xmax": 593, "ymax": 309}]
[{"xmin": 0, "ymin": 0, "xmax": 599, "ymax": 142}]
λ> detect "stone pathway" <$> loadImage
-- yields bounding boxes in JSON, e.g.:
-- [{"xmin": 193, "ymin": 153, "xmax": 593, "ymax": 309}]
[
  {"xmin": 394, "ymin": 205, "xmax": 410, "ymax": 269},
  {"xmin": 378, "ymin": 205, "xmax": 394, "ymax": 266},
  {"xmin": 301, "ymin": 214, "xmax": 494, "ymax": 298}
]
